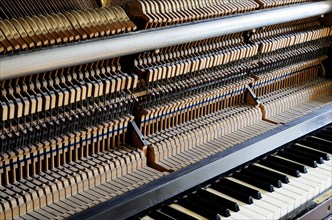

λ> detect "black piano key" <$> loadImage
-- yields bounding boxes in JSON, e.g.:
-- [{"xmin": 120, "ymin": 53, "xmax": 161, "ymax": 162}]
[
  {"xmin": 210, "ymin": 182, "xmax": 254, "ymax": 204},
  {"xmin": 176, "ymin": 198, "xmax": 220, "ymax": 219},
  {"xmin": 277, "ymin": 151, "xmax": 318, "ymax": 168},
  {"xmin": 267, "ymin": 156, "xmax": 307, "ymax": 173},
  {"xmin": 218, "ymin": 178, "xmax": 262, "ymax": 199},
  {"xmin": 249, "ymin": 165, "xmax": 289, "ymax": 184},
  {"xmin": 322, "ymin": 129, "xmax": 332, "ymax": 136},
  {"xmin": 285, "ymin": 147, "xmax": 324, "ymax": 164},
  {"xmin": 259, "ymin": 159, "xmax": 300, "ymax": 177},
  {"xmin": 308, "ymin": 136, "xmax": 332, "ymax": 146},
  {"xmin": 232, "ymin": 172, "xmax": 274, "ymax": 192},
  {"xmin": 161, "ymin": 206, "xmax": 198, "ymax": 220},
  {"xmin": 308, "ymin": 138, "xmax": 332, "ymax": 153},
  {"xmin": 188, "ymin": 194, "xmax": 231, "ymax": 217},
  {"xmin": 290, "ymin": 144, "xmax": 330, "ymax": 161},
  {"xmin": 299, "ymin": 139, "xmax": 332, "ymax": 154},
  {"xmin": 313, "ymin": 132, "xmax": 332, "ymax": 142},
  {"xmin": 320, "ymin": 131, "xmax": 332, "ymax": 141},
  {"xmin": 241, "ymin": 168, "xmax": 282, "ymax": 188},
  {"xmin": 196, "ymin": 189, "xmax": 240, "ymax": 212},
  {"xmin": 147, "ymin": 210, "xmax": 175, "ymax": 220}
]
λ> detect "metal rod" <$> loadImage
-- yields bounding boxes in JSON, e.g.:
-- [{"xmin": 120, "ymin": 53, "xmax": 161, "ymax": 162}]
[{"xmin": 0, "ymin": 1, "xmax": 331, "ymax": 80}]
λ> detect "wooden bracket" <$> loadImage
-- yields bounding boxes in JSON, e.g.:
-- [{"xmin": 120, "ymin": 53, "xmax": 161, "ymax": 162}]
[
  {"xmin": 128, "ymin": 120, "xmax": 148, "ymax": 150},
  {"xmin": 245, "ymin": 85, "xmax": 261, "ymax": 106}
]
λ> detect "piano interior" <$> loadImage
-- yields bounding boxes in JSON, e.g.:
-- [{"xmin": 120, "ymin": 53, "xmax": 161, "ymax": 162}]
[{"xmin": 0, "ymin": 0, "xmax": 331, "ymax": 219}]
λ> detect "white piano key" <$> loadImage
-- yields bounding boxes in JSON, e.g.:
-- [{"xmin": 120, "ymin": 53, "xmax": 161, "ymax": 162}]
[
  {"xmin": 318, "ymin": 164, "xmax": 332, "ymax": 173},
  {"xmin": 253, "ymin": 163, "xmax": 313, "ymax": 200},
  {"xmin": 227, "ymin": 177, "xmax": 287, "ymax": 218},
  {"xmin": 231, "ymin": 156, "xmax": 331, "ymax": 217},
  {"xmin": 256, "ymin": 164, "xmax": 318, "ymax": 201},
  {"xmin": 140, "ymin": 216, "xmax": 154, "ymax": 220},
  {"xmin": 287, "ymin": 178, "xmax": 315, "ymax": 200},
  {"xmin": 255, "ymin": 160, "xmax": 330, "ymax": 202},
  {"xmin": 274, "ymin": 156, "xmax": 326, "ymax": 193},
  {"xmin": 314, "ymin": 164, "xmax": 332, "ymax": 175},
  {"xmin": 318, "ymin": 161, "xmax": 332, "ymax": 172},
  {"xmin": 169, "ymin": 204, "xmax": 208, "ymax": 220},
  {"xmin": 276, "ymin": 184, "xmax": 306, "ymax": 206},
  {"xmin": 206, "ymin": 188, "xmax": 268, "ymax": 219},
  {"xmin": 275, "ymin": 184, "xmax": 303, "ymax": 209},
  {"xmin": 278, "ymin": 156, "xmax": 328, "ymax": 194},
  {"xmin": 269, "ymin": 188, "xmax": 299, "ymax": 210},
  {"xmin": 303, "ymin": 167, "xmax": 332, "ymax": 191},
  {"xmin": 224, "ymin": 210, "xmax": 252, "ymax": 220},
  {"xmin": 277, "ymin": 155, "xmax": 331, "ymax": 192},
  {"xmin": 247, "ymin": 196, "xmax": 282, "ymax": 219},
  {"xmin": 231, "ymin": 158, "xmax": 323, "ymax": 213}
]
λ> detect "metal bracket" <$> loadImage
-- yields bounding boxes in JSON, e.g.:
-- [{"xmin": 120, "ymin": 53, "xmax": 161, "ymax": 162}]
[
  {"xmin": 245, "ymin": 85, "xmax": 261, "ymax": 106},
  {"xmin": 128, "ymin": 121, "xmax": 148, "ymax": 149}
]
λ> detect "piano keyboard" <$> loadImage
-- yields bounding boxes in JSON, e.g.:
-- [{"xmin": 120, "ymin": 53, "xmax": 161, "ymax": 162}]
[{"xmin": 136, "ymin": 124, "xmax": 332, "ymax": 220}]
